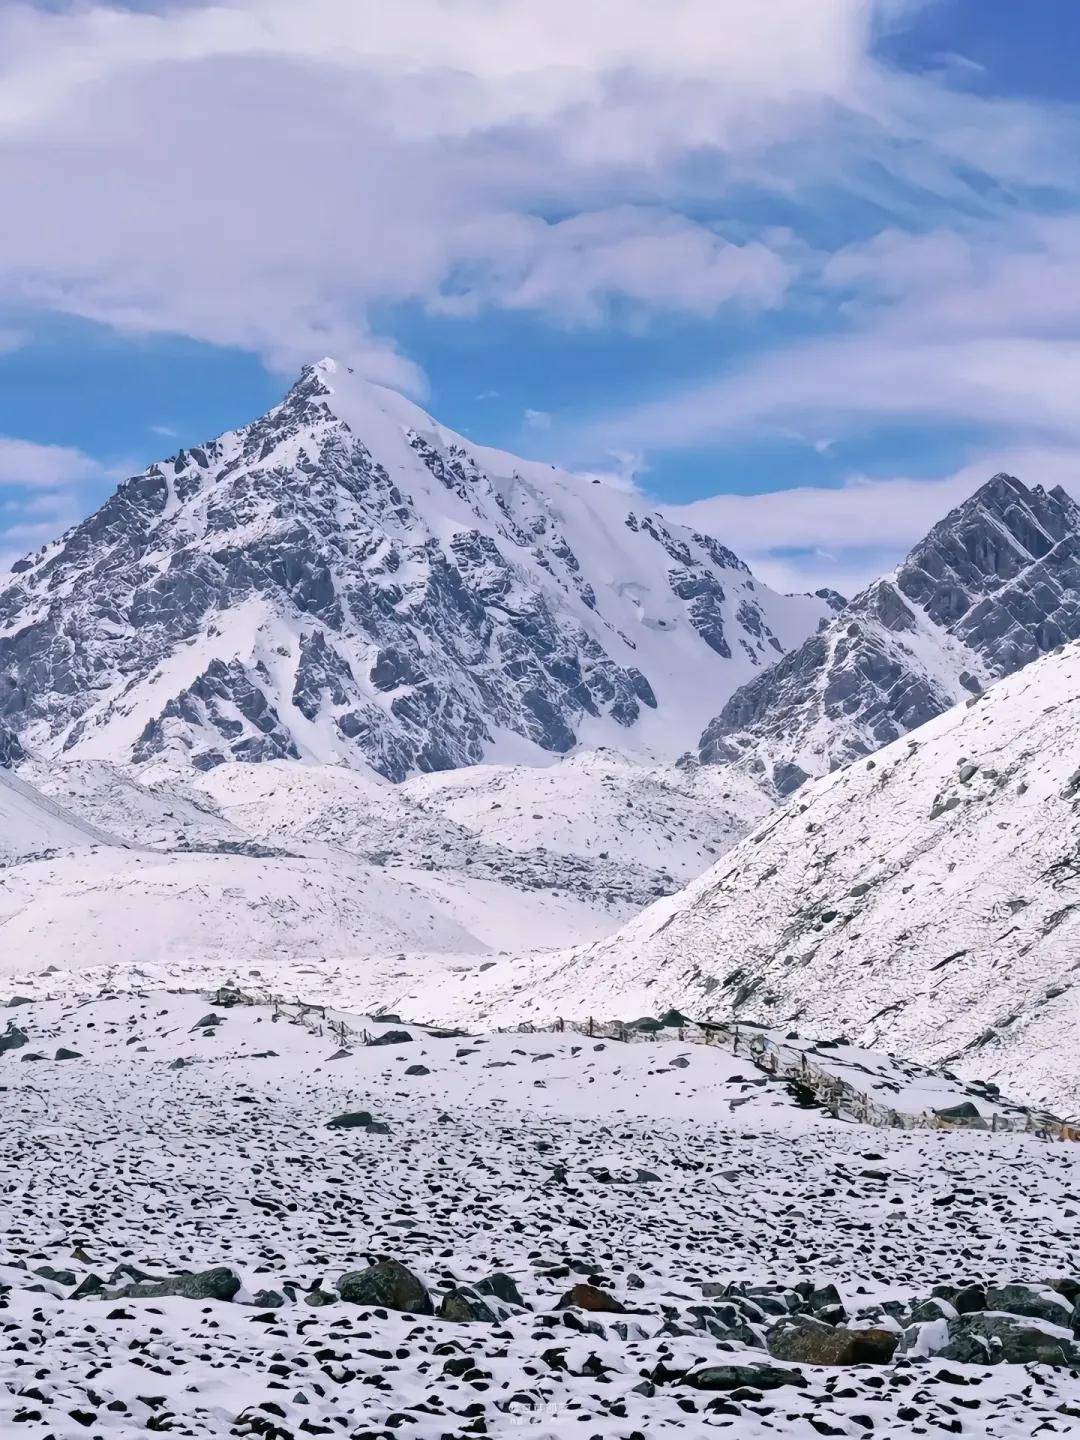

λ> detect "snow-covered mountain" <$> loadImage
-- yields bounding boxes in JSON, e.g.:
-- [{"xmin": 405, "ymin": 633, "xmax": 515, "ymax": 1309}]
[
  {"xmin": 697, "ymin": 473, "xmax": 1080, "ymax": 796},
  {"xmin": 0, "ymin": 359, "xmax": 831, "ymax": 780},
  {"xmin": 403, "ymin": 637, "xmax": 1080, "ymax": 1112}
]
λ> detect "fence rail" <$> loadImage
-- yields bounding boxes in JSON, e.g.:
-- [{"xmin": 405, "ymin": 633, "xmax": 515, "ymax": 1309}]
[
  {"xmin": 501, "ymin": 1013, "xmax": 1079, "ymax": 1141},
  {"xmin": 78, "ymin": 982, "xmax": 1077, "ymax": 1143}
]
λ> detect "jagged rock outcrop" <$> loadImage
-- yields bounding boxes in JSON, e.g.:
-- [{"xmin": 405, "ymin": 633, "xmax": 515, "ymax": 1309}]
[
  {"xmin": 698, "ymin": 474, "xmax": 1080, "ymax": 795},
  {"xmin": 0, "ymin": 360, "xmax": 829, "ymax": 780},
  {"xmin": 0, "ymin": 723, "xmax": 24, "ymax": 769}
]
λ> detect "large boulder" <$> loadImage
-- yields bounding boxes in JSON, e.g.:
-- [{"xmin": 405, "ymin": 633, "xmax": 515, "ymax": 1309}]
[
  {"xmin": 439, "ymin": 1273, "xmax": 530, "ymax": 1323},
  {"xmin": 105, "ymin": 1266, "xmax": 240, "ymax": 1303},
  {"xmin": 337, "ymin": 1260, "xmax": 432, "ymax": 1314},
  {"xmin": 939, "ymin": 1313, "xmax": 1080, "ymax": 1366},
  {"xmin": 984, "ymin": 1284, "xmax": 1075, "ymax": 1327},
  {"xmin": 931, "ymin": 1283, "xmax": 986, "ymax": 1315},
  {"xmin": 476, "ymin": 1273, "xmax": 529, "ymax": 1309},
  {"xmin": 0, "ymin": 1024, "xmax": 29, "ymax": 1056},
  {"xmin": 767, "ymin": 1315, "xmax": 898, "ymax": 1365},
  {"xmin": 685, "ymin": 1363, "xmax": 807, "ymax": 1391},
  {"xmin": 325, "ymin": 1111, "xmax": 390, "ymax": 1134},
  {"xmin": 555, "ymin": 1283, "xmax": 627, "ymax": 1314},
  {"xmin": 439, "ymin": 1288, "xmax": 502, "ymax": 1323}
]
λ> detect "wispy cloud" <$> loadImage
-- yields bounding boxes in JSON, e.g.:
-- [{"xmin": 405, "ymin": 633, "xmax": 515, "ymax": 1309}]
[
  {"xmin": 0, "ymin": 435, "xmax": 116, "ymax": 573},
  {"xmin": 590, "ymin": 216, "xmax": 1080, "ymax": 458},
  {"xmin": 666, "ymin": 447, "xmax": 1080, "ymax": 592},
  {"xmin": 0, "ymin": 435, "xmax": 110, "ymax": 490},
  {"xmin": 431, "ymin": 209, "xmax": 792, "ymax": 325}
]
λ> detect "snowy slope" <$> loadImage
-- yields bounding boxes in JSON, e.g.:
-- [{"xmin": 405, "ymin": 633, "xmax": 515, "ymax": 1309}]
[
  {"xmin": 18, "ymin": 748, "xmax": 769, "ymax": 950},
  {"xmin": 698, "ymin": 474, "xmax": 1080, "ymax": 796},
  {"xmin": 400, "ymin": 747, "xmax": 770, "ymax": 876},
  {"xmin": 415, "ymin": 638, "xmax": 1080, "ymax": 1113},
  {"xmin": 0, "ymin": 765, "xmax": 119, "ymax": 864},
  {"xmin": 2, "ymin": 989, "xmax": 1078, "ymax": 1437},
  {"xmin": 0, "ymin": 848, "xmax": 487, "ymax": 978},
  {"xmin": 20, "ymin": 756, "xmax": 245, "ymax": 851},
  {"xmin": 0, "ymin": 359, "xmax": 831, "ymax": 780}
]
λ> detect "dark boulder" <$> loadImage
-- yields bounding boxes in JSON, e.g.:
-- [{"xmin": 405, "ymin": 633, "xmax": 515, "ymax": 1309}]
[
  {"xmin": 439, "ymin": 1287, "xmax": 501, "ymax": 1323},
  {"xmin": 941, "ymin": 1312, "xmax": 1080, "ymax": 1366},
  {"xmin": 685, "ymin": 1363, "xmax": 807, "ymax": 1391},
  {"xmin": 0, "ymin": 1024, "xmax": 29, "ymax": 1055},
  {"xmin": 984, "ymin": 1283, "xmax": 1075, "ymax": 1327},
  {"xmin": 367, "ymin": 1029, "xmax": 414, "ymax": 1047},
  {"xmin": 325, "ymin": 1111, "xmax": 390, "ymax": 1134},
  {"xmin": 476, "ymin": 1272, "xmax": 528, "ymax": 1309},
  {"xmin": 105, "ymin": 1265, "xmax": 241, "ymax": 1303},
  {"xmin": 337, "ymin": 1260, "xmax": 432, "ymax": 1314}
]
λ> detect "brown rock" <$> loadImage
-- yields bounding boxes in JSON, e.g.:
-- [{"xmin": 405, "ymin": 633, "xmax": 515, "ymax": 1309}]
[
  {"xmin": 767, "ymin": 1315, "xmax": 897, "ymax": 1365},
  {"xmin": 556, "ymin": 1283, "xmax": 627, "ymax": 1314}
]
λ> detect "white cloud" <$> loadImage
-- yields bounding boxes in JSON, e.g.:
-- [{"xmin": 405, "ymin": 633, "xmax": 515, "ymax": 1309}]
[
  {"xmin": 589, "ymin": 213, "xmax": 1080, "ymax": 462},
  {"xmin": 0, "ymin": 435, "xmax": 109, "ymax": 489},
  {"xmin": 665, "ymin": 447, "xmax": 1080, "ymax": 593},
  {"xmin": 0, "ymin": 435, "xmax": 118, "ymax": 572},
  {"xmin": 433, "ymin": 209, "xmax": 791, "ymax": 324},
  {"xmin": 0, "ymin": 0, "xmax": 1064, "ymax": 382},
  {"xmin": 3, "ymin": 0, "xmax": 1079, "ymax": 602}
]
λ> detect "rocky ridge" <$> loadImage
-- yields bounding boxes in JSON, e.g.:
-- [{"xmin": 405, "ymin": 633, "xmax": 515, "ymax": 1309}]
[{"xmin": 698, "ymin": 473, "xmax": 1080, "ymax": 796}]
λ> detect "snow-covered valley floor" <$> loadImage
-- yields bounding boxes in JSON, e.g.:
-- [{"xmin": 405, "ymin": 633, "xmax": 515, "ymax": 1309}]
[{"xmin": 2, "ymin": 991, "xmax": 1078, "ymax": 1438}]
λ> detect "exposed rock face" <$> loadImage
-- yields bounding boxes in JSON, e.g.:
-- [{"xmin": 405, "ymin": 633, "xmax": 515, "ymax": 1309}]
[
  {"xmin": 698, "ymin": 474, "xmax": 1080, "ymax": 796},
  {"xmin": 0, "ymin": 724, "xmax": 24, "ymax": 769},
  {"xmin": 938, "ymin": 1313, "xmax": 1080, "ymax": 1367},
  {"xmin": 0, "ymin": 360, "xmax": 829, "ymax": 781},
  {"xmin": 104, "ymin": 1265, "xmax": 241, "ymax": 1303}
]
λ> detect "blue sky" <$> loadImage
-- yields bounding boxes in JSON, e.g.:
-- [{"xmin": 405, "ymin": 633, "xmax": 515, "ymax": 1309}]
[{"xmin": 2, "ymin": 0, "xmax": 1080, "ymax": 593}]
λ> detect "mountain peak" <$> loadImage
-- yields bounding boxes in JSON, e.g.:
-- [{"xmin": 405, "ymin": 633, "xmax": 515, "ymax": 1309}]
[
  {"xmin": 697, "ymin": 470, "xmax": 1080, "ymax": 794},
  {"xmin": 0, "ymin": 371, "xmax": 832, "ymax": 778}
]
